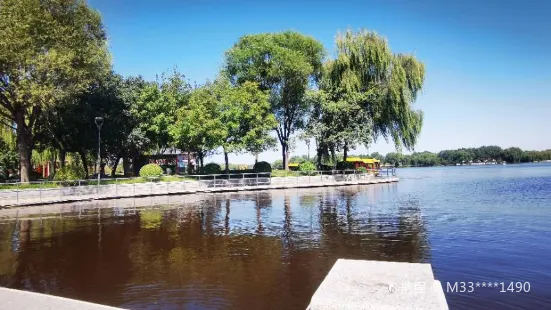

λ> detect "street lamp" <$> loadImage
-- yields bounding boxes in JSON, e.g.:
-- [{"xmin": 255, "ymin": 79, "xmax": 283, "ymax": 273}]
[{"xmin": 95, "ymin": 117, "xmax": 104, "ymax": 189}]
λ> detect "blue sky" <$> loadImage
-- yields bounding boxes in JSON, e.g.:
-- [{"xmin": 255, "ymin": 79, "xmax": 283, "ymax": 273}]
[{"xmin": 89, "ymin": 0, "xmax": 551, "ymax": 164}]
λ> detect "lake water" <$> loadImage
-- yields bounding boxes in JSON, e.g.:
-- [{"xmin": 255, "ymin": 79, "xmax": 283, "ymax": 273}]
[{"xmin": 0, "ymin": 164, "xmax": 550, "ymax": 309}]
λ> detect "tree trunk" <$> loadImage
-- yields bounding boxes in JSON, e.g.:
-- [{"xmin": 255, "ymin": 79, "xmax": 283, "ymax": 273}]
[
  {"xmin": 282, "ymin": 142, "xmax": 289, "ymax": 171},
  {"xmin": 198, "ymin": 151, "xmax": 204, "ymax": 168},
  {"xmin": 255, "ymin": 153, "xmax": 259, "ymax": 164},
  {"xmin": 15, "ymin": 111, "xmax": 33, "ymax": 183},
  {"xmin": 51, "ymin": 151, "xmax": 57, "ymax": 178},
  {"xmin": 79, "ymin": 151, "xmax": 89, "ymax": 179},
  {"xmin": 316, "ymin": 146, "xmax": 323, "ymax": 169},
  {"xmin": 123, "ymin": 158, "xmax": 131, "ymax": 176},
  {"xmin": 111, "ymin": 156, "xmax": 121, "ymax": 177},
  {"xmin": 131, "ymin": 156, "xmax": 138, "ymax": 176},
  {"xmin": 285, "ymin": 148, "xmax": 290, "ymax": 171},
  {"xmin": 343, "ymin": 142, "xmax": 348, "ymax": 161},
  {"xmin": 59, "ymin": 150, "xmax": 66, "ymax": 168},
  {"xmin": 187, "ymin": 151, "xmax": 192, "ymax": 174},
  {"xmin": 16, "ymin": 139, "xmax": 32, "ymax": 183},
  {"xmin": 330, "ymin": 146, "xmax": 336, "ymax": 168},
  {"xmin": 224, "ymin": 150, "xmax": 229, "ymax": 173}
]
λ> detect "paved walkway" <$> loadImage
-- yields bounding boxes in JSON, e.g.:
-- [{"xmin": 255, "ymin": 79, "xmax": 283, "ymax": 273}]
[
  {"xmin": 0, "ymin": 287, "xmax": 122, "ymax": 310},
  {"xmin": 1, "ymin": 176, "xmax": 398, "ymax": 208}
]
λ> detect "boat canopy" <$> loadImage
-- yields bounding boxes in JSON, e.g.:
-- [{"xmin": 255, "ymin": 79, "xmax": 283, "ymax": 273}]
[
  {"xmin": 345, "ymin": 157, "xmax": 380, "ymax": 164},
  {"xmin": 288, "ymin": 163, "xmax": 300, "ymax": 167}
]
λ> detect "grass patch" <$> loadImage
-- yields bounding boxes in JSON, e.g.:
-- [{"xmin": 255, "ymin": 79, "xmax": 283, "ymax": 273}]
[
  {"xmin": 0, "ymin": 182, "xmax": 61, "ymax": 190},
  {"xmin": 271, "ymin": 170, "xmax": 301, "ymax": 177},
  {"xmin": 0, "ymin": 175, "xmax": 197, "ymax": 191}
]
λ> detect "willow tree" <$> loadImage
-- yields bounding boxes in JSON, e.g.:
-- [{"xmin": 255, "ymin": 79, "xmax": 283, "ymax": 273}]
[
  {"xmin": 224, "ymin": 31, "xmax": 325, "ymax": 170},
  {"xmin": 312, "ymin": 29, "xmax": 424, "ymax": 163},
  {"xmin": 0, "ymin": 0, "xmax": 110, "ymax": 182}
]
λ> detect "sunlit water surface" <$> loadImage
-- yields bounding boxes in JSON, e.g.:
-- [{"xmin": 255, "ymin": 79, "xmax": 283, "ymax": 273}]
[{"xmin": 1, "ymin": 164, "xmax": 550, "ymax": 309}]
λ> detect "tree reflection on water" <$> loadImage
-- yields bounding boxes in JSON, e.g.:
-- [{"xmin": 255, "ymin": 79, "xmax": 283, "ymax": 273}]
[{"xmin": 0, "ymin": 184, "xmax": 429, "ymax": 309}]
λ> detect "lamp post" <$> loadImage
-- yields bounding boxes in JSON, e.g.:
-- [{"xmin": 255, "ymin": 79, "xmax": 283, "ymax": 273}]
[{"xmin": 95, "ymin": 117, "xmax": 104, "ymax": 190}]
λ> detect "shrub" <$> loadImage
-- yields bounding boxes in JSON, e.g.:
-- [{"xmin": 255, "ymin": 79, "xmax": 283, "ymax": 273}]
[
  {"xmin": 228, "ymin": 164, "xmax": 249, "ymax": 170},
  {"xmin": 272, "ymin": 159, "xmax": 283, "ymax": 170},
  {"xmin": 320, "ymin": 164, "xmax": 333, "ymax": 171},
  {"xmin": 139, "ymin": 164, "xmax": 163, "ymax": 178},
  {"xmin": 336, "ymin": 161, "xmax": 355, "ymax": 170},
  {"xmin": 299, "ymin": 161, "xmax": 316, "ymax": 175},
  {"xmin": 357, "ymin": 166, "xmax": 368, "ymax": 174},
  {"xmin": 200, "ymin": 163, "xmax": 222, "ymax": 174},
  {"xmin": 54, "ymin": 165, "xmax": 86, "ymax": 181},
  {"xmin": 254, "ymin": 161, "xmax": 272, "ymax": 173}
]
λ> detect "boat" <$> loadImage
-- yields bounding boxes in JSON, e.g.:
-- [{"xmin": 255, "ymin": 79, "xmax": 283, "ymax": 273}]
[{"xmin": 502, "ymin": 162, "xmax": 507, "ymax": 165}]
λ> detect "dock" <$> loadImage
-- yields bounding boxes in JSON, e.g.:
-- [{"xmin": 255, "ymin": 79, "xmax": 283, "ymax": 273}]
[{"xmin": 307, "ymin": 259, "xmax": 448, "ymax": 310}]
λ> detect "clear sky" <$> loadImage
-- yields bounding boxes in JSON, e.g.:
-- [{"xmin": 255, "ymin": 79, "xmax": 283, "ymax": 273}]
[{"xmin": 89, "ymin": 0, "xmax": 551, "ymax": 164}]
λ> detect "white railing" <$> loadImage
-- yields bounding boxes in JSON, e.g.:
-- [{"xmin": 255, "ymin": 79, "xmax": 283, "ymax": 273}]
[{"xmin": 0, "ymin": 169, "xmax": 396, "ymax": 206}]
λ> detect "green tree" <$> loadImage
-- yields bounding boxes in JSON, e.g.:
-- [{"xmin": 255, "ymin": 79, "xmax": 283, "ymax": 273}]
[
  {"xmin": 0, "ymin": 0, "xmax": 110, "ymax": 182},
  {"xmin": 385, "ymin": 152, "xmax": 403, "ymax": 166},
  {"xmin": 224, "ymin": 31, "xmax": 325, "ymax": 170},
  {"xmin": 34, "ymin": 72, "xmax": 139, "ymax": 178},
  {"xmin": 272, "ymin": 159, "xmax": 283, "ymax": 170},
  {"xmin": 315, "ymin": 30, "xmax": 424, "ymax": 161},
  {"xmin": 171, "ymin": 82, "xmax": 225, "ymax": 173},
  {"xmin": 0, "ymin": 135, "xmax": 18, "ymax": 180},
  {"xmin": 503, "ymin": 147, "xmax": 523, "ymax": 163},
  {"xmin": 218, "ymin": 79, "xmax": 277, "ymax": 172},
  {"xmin": 118, "ymin": 76, "xmax": 150, "ymax": 175},
  {"xmin": 134, "ymin": 69, "xmax": 191, "ymax": 154},
  {"xmin": 369, "ymin": 152, "xmax": 385, "ymax": 162}
]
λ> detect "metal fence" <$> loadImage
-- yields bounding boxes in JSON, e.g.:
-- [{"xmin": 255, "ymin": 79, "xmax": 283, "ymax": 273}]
[{"xmin": 0, "ymin": 168, "xmax": 396, "ymax": 207}]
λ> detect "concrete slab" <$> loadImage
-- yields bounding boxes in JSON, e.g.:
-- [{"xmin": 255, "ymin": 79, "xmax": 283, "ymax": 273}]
[
  {"xmin": 307, "ymin": 259, "xmax": 448, "ymax": 310},
  {"xmin": 0, "ymin": 287, "xmax": 122, "ymax": 310}
]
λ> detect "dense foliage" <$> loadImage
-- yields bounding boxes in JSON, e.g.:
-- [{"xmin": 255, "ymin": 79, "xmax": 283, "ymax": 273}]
[
  {"xmin": 0, "ymin": 138, "xmax": 18, "ymax": 180},
  {"xmin": 139, "ymin": 164, "xmax": 163, "ymax": 178},
  {"xmin": 272, "ymin": 159, "xmax": 284, "ymax": 170},
  {"xmin": 200, "ymin": 163, "xmax": 222, "ymax": 175},
  {"xmin": 225, "ymin": 31, "xmax": 325, "ymax": 170},
  {"xmin": 307, "ymin": 30, "xmax": 424, "ymax": 168},
  {"xmin": 298, "ymin": 161, "xmax": 316, "ymax": 175},
  {"xmin": 53, "ymin": 165, "xmax": 86, "ymax": 181},
  {"xmin": 381, "ymin": 146, "xmax": 551, "ymax": 167},
  {"xmin": 253, "ymin": 161, "xmax": 272, "ymax": 173},
  {"xmin": 0, "ymin": 0, "xmax": 110, "ymax": 182}
]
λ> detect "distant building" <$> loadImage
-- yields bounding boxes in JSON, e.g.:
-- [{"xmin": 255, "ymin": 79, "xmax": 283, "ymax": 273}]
[{"xmin": 142, "ymin": 150, "xmax": 196, "ymax": 174}]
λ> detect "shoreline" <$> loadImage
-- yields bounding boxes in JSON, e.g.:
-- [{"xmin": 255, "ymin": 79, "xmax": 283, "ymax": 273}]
[{"xmin": 0, "ymin": 175, "xmax": 398, "ymax": 208}]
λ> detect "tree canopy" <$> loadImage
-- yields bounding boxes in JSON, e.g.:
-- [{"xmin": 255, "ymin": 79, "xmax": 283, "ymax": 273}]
[
  {"xmin": 224, "ymin": 31, "xmax": 325, "ymax": 170},
  {"xmin": 309, "ymin": 29, "xmax": 424, "ymax": 167},
  {"xmin": 0, "ymin": 0, "xmax": 111, "ymax": 181},
  {"xmin": 377, "ymin": 146, "xmax": 551, "ymax": 167},
  {"xmin": 170, "ymin": 78, "xmax": 277, "ymax": 172}
]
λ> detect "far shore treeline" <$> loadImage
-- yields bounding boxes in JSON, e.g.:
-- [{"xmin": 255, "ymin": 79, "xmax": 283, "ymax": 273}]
[
  {"xmin": 279, "ymin": 146, "xmax": 551, "ymax": 169},
  {"xmin": 0, "ymin": 0, "xmax": 426, "ymax": 182}
]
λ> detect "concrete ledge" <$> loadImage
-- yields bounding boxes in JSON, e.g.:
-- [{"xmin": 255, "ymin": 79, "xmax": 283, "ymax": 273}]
[
  {"xmin": 1, "ymin": 177, "xmax": 398, "ymax": 208},
  {"xmin": 307, "ymin": 259, "xmax": 448, "ymax": 310},
  {"xmin": 0, "ymin": 287, "xmax": 122, "ymax": 310}
]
